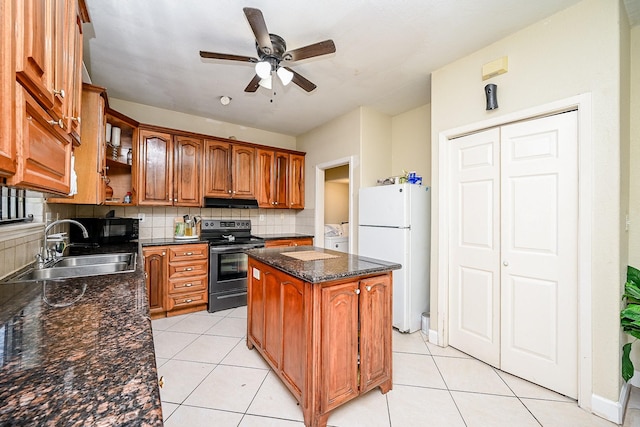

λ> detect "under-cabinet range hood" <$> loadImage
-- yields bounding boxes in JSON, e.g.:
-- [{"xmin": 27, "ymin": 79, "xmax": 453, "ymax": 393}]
[{"xmin": 203, "ymin": 197, "xmax": 259, "ymax": 209}]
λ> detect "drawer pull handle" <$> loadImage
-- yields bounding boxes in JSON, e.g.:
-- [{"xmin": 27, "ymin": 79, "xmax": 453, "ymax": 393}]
[
  {"xmin": 184, "ymin": 252, "xmax": 193, "ymax": 256},
  {"xmin": 184, "ymin": 267, "xmax": 193, "ymax": 271},
  {"xmin": 184, "ymin": 283, "xmax": 192, "ymax": 287},
  {"xmin": 54, "ymin": 89, "xmax": 65, "ymax": 98},
  {"xmin": 184, "ymin": 299, "xmax": 192, "ymax": 303},
  {"xmin": 48, "ymin": 118, "xmax": 64, "ymax": 128},
  {"xmin": 355, "ymin": 289, "xmax": 360, "ymax": 295}
]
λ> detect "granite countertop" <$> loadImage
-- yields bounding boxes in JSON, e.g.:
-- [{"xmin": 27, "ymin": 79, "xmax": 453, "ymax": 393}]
[
  {"xmin": 253, "ymin": 233, "xmax": 314, "ymax": 241},
  {"xmin": 245, "ymin": 245, "xmax": 401, "ymax": 283},
  {"xmin": 138, "ymin": 237, "xmax": 208, "ymax": 246},
  {"xmin": 0, "ymin": 243, "xmax": 162, "ymax": 426}
]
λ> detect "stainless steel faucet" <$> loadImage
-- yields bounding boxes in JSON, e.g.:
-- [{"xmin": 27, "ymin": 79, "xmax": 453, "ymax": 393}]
[{"xmin": 38, "ymin": 219, "xmax": 89, "ymax": 267}]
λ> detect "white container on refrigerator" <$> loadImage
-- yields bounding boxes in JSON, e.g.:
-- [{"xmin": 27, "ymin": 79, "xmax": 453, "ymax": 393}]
[{"xmin": 358, "ymin": 184, "xmax": 430, "ymax": 333}]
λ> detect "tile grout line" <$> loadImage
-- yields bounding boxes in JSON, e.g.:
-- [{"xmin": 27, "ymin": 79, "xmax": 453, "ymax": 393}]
[
  {"xmin": 491, "ymin": 366, "xmax": 543, "ymax": 427},
  {"xmin": 429, "ymin": 352, "xmax": 469, "ymax": 427}
]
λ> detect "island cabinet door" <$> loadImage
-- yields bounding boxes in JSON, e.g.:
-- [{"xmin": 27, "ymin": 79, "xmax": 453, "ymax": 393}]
[
  {"xmin": 320, "ymin": 281, "xmax": 360, "ymax": 413},
  {"xmin": 262, "ymin": 267, "xmax": 282, "ymax": 368},
  {"xmin": 248, "ymin": 263, "xmax": 265, "ymax": 347},
  {"xmin": 280, "ymin": 276, "xmax": 307, "ymax": 398},
  {"xmin": 359, "ymin": 274, "xmax": 393, "ymax": 393}
]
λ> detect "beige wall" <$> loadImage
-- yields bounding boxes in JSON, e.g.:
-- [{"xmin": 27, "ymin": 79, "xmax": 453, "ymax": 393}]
[
  {"xmin": 360, "ymin": 107, "xmax": 392, "ymax": 187},
  {"xmin": 109, "ymin": 98, "xmax": 296, "ymax": 150},
  {"xmin": 391, "ymin": 104, "xmax": 431, "ymax": 184},
  {"xmin": 431, "ymin": 0, "xmax": 626, "ymax": 406},
  {"xmin": 629, "ymin": 27, "xmax": 640, "ymax": 268},
  {"xmin": 324, "ymin": 182, "xmax": 349, "ymax": 224}
]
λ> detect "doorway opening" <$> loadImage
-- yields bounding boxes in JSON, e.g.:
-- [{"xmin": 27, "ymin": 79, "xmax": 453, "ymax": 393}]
[{"xmin": 314, "ymin": 157, "xmax": 355, "ymax": 252}]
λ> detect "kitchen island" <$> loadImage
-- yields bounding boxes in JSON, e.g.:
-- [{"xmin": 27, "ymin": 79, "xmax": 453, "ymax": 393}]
[
  {"xmin": 245, "ymin": 246, "xmax": 401, "ymax": 427},
  {"xmin": 0, "ymin": 243, "xmax": 162, "ymax": 426}
]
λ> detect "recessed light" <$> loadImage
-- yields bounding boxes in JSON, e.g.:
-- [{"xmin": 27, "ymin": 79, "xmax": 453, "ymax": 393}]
[{"xmin": 220, "ymin": 96, "xmax": 231, "ymax": 106}]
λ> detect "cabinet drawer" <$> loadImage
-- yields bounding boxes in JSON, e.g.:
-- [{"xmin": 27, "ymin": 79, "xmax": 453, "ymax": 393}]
[
  {"xmin": 166, "ymin": 291, "xmax": 207, "ymax": 311},
  {"xmin": 168, "ymin": 259, "xmax": 208, "ymax": 278},
  {"xmin": 168, "ymin": 244, "xmax": 208, "ymax": 262},
  {"xmin": 168, "ymin": 275, "xmax": 208, "ymax": 295}
]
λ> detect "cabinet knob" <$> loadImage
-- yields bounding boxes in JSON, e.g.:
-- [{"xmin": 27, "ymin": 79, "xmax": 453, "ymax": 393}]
[
  {"xmin": 53, "ymin": 89, "xmax": 65, "ymax": 98},
  {"xmin": 355, "ymin": 289, "xmax": 360, "ymax": 295},
  {"xmin": 48, "ymin": 118, "xmax": 64, "ymax": 128},
  {"xmin": 184, "ymin": 299, "xmax": 192, "ymax": 303},
  {"xmin": 184, "ymin": 267, "xmax": 193, "ymax": 271},
  {"xmin": 366, "ymin": 286, "xmax": 372, "ymax": 292},
  {"xmin": 66, "ymin": 116, "xmax": 80, "ymax": 124},
  {"xmin": 228, "ymin": 190, "xmax": 232, "ymax": 194},
  {"xmin": 162, "ymin": 252, "xmax": 166, "ymax": 256},
  {"xmin": 184, "ymin": 252, "xmax": 193, "ymax": 256},
  {"xmin": 184, "ymin": 283, "xmax": 192, "ymax": 287}
]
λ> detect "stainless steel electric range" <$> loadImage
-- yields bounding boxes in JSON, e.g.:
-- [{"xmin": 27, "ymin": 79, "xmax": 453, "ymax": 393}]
[{"xmin": 201, "ymin": 219, "xmax": 265, "ymax": 312}]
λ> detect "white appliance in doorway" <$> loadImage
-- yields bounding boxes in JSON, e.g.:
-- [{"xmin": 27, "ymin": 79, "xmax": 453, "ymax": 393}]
[{"xmin": 358, "ymin": 184, "xmax": 430, "ymax": 333}]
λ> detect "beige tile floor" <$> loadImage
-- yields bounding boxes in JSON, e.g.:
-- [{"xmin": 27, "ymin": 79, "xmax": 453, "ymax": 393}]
[{"xmin": 153, "ymin": 308, "xmax": 622, "ymax": 427}]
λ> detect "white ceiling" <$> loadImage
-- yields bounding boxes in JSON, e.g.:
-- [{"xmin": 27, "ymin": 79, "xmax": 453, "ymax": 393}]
[{"xmin": 83, "ymin": 0, "xmax": 633, "ymax": 136}]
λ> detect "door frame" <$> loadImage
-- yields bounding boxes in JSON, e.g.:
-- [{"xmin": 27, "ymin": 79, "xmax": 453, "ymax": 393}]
[{"xmin": 436, "ymin": 93, "xmax": 593, "ymax": 408}]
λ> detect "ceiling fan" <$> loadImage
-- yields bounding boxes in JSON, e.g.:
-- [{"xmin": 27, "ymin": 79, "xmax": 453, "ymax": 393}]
[{"xmin": 199, "ymin": 7, "xmax": 336, "ymax": 93}]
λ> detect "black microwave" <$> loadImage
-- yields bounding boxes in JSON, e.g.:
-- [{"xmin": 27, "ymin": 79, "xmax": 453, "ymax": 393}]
[{"xmin": 69, "ymin": 217, "xmax": 139, "ymax": 245}]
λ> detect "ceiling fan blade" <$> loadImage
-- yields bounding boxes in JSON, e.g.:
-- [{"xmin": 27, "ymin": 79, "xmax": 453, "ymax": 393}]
[
  {"xmin": 243, "ymin": 7, "xmax": 273, "ymax": 55},
  {"xmin": 286, "ymin": 68, "xmax": 317, "ymax": 92},
  {"xmin": 284, "ymin": 40, "xmax": 336, "ymax": 62},
  {"xmin": 200, "ymin": 51, "xmax": 257, "ymax": 63},
  {"xmin": 244, "ymin": 74, "xmax": 262, "ymax": 93}
]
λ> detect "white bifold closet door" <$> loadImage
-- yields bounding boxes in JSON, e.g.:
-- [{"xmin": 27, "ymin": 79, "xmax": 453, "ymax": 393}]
[{"xmin": 448, "ymin": 111, "xmax": 578, "ymax": 398}]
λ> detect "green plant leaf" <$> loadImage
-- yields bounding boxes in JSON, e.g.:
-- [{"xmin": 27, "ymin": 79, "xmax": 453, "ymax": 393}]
[
  {"xmin": 623, "ymin": 342, "xmax": 635, "ymax": 382},
  {"xmin": 624, "ymin": 280, "xmax": 640, "ymax": 301},
  {"xmin": 621, "ymin": 305, "xmax": 640, "ymax": 322},
  {"xmin": 630, "ymin": 266, "xmax": 640, "ymax": 287}
]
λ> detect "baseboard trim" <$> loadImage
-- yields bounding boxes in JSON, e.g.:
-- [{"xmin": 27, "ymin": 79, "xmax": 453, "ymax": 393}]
[
  {"xmin": 591, "ymin": 376, "xmax": 637, "ymax": 426},
  {"xmin": 428, "ymin": 328, "xmax": 438, "ymax": 344}
]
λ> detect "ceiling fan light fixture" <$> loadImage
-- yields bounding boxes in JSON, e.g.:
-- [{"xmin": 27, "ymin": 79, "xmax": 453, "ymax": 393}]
[
  {"xmin": 258, "ymin": 75, "xmax": 272, "ymax": 89},
  {"xmin": 255, "ymin": 61, "xmax": 272, "ymax": 79},
  {"xmin": 276, "ymin": 67, "xmax": 294, "ymax": 86}
]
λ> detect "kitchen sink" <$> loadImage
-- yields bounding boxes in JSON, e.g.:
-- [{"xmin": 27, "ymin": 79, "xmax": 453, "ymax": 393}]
[{"xmin": 2, "ymin": 252, "xmax": 137, "ymax": 283}]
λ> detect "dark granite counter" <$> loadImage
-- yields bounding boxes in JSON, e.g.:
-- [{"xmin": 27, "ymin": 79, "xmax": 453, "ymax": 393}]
[
  {"xmin": 245, "ymin": 245, "xmax": 401, "ymax": 283},
  {"xmin": 0, "ymin": 243, "xmax": 163, "ymax": 426},
  {"xmin": 139, "ymin": 237, "xmax": 208, "ymax": 246},
  {"xmin": 253, "ymin": 233, "xmax": 314, "ymax": 241}
]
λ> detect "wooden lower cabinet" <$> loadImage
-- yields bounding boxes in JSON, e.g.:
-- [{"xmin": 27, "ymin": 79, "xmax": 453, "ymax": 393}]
[
  {"xmin": 144, "ymin": 243, "xmax": 209, "ymax": 319},
  {"xmin": 247, "ymin": 258, "xmax": 392, "ymax": 427},
  {"xmin": 264, "ymin": 237, "xmax": 314, "ymax": 248}
]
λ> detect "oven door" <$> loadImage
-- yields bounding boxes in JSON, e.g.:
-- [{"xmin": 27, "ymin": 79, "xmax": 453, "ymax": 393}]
[{"xmin": 209, "ymin": 244, "xmax": 264, "ymax": 292}]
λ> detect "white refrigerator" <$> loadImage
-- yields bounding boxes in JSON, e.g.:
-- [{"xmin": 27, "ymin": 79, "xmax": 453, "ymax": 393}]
[{"xmin": 358, "ymin": 184, "xmax": 431, "ymax": 333}]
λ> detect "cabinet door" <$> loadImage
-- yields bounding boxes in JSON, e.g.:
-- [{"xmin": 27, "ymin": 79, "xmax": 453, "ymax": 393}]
[
  {"xmin": 255, "ymin": 148, "xmax": 274, "ymax": 207},
  {"xmin": 288, "ymin": 154, "xmax": 305, "ymax": 209},
  {"xmin": 62, "ymin": 4, "xmax": 83, "ymax": 142},
  {"xmin": 248, "ymin": 262, "xmax": 265, "ymax": 348},
  {"xmin": 174, "ymin": 136, "xmax": 202, "ymax": 206},
  {"xmin": 203, "ymin": 140, "xmax": 231, "ymax": 197},
  {"xmin": 359, "ymin": 274, "xmax": 392, "ymax": 393},
  {"xmin": 15, "ymin": 0, "xmax": 55, "ymax": 110},
  {"xmin": 280, "ymin": 275, "xmax": 306, "ymax": 398},
  {"xmin": 231, "ymin": 145, "xmax": 255, "ymax": 198},
  {"xmin": 144, "ymin": 247, "xmax": 167, "ymax": 317},
  {"xmin": 9, "ymin": 84, "xmax": 71, "ymax": 195},
  {"xmin": 138, "ymin": 129, "xmax": 173, "ymax": 205},
  {"xmin": 320, "ymin": 281, "xmax": 359, "ymax": 412},
  {"xmin": 273, "ymin": 152, "xmax": 289, "ymax": 208},
  {"xmin": 263, "ymin": 267, "xmax": 282, "ymax": 368},
  {"xmin": 0, "ymin": 0, "xmax": 17, "ymax": 177}
]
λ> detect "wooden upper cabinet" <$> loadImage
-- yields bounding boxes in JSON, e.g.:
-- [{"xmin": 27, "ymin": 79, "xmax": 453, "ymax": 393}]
[
  {"xmin": 203, "ymin": 140, "xmax": 231, "ymax": 198},
  {"xmin": 288, "ymin": 153, "xmax": 305, "ymax": 209},
  {"xmin": 0, "ymin": 0, "xmax": 17, "ymax": 177},
  {"xmin": 62, "ymin": 3, "xmax": 83, "ymax": 143},
  {"xmin": 138, "ymin": 129, "xmax": 173, "ymax": 205},
  {"xmin": 174, "ymin": 136, "xmax": 202, "ymax": 207},
  {"xmin": 204, "ymin": 140, "xmax": 255, "ymax": 199},
  {"xmin": 256, "ymin": 148, "xmax": 289, "ymax": 208},
  {"xmin": 231, "ymin": 145, "xmax": 255, "ymax": 198},
  {"xmin": 47, "ymin": 84, "xmax": 107, "ymax": 204},
  {"xmin": 15, "ymin": 0, "xmax": 56, "ymax": 110},
  {"xmin": 9, "ymin": 84, "xmax": 72, "ymax": 195}
]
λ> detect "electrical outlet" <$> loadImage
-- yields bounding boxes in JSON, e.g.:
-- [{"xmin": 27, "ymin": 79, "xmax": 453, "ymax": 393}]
[
  {"xmin": 259, "ymin": 214, "xmax": 265, "ymax": 222},
  {"xmin": 137, "ymin": 213, "xmax": 145, "ymax": 223}
]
